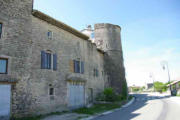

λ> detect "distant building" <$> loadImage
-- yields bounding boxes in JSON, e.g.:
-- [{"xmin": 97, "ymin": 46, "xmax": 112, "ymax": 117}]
[
  {"xmin": 128, "ymin": 85, "xmax": 141, "ymax": 92},
  {"xmin": 167, "ymin": 80, "xmax": 180, "ymax": 95},
  {"xmin": 146, "ymin": 83, "xmax": 154, "ymax": 89}
]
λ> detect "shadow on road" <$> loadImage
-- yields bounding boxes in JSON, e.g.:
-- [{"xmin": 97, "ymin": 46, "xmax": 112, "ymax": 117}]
[{"xmin": 93, "ymin": 93, "xmax": 171, "ymax": 120}]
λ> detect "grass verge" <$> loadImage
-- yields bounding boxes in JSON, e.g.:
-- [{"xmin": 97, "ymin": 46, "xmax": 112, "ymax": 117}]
[
  {"xmin": 73, "ymin": 103, "xmax": 121, "ymax": 115},
  {"xmin": 12, "ymin": 111, "xmax": 68, "ymax": 120}
]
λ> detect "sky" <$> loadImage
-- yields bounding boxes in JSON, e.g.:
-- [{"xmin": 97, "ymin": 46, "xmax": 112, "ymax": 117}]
[{"xmin": 34, "ymin": 0, "xmax": 180, "ymax": 86}]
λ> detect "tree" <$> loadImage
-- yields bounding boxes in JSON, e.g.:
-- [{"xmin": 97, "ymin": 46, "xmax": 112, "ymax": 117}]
[{"xmin": 154, "ymin": 81, "xmax": 167, "ymax": 93}]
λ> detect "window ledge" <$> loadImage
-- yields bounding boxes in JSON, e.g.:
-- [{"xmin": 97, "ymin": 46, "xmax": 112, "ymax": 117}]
[
  {"xmin": 0, "ymin": 74, "xmax": 18, "ymax": 83},
  {"xmin": 66, "ymin": 73, "xmax": 87, "ymax": 82}
]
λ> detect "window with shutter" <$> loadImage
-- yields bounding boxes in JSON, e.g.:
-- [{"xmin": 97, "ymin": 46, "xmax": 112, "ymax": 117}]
[
  {"xmin": 74, "ymin": 60, "xmax": 80, "ymax": 73},
  {"xmin": 72, "ymin": 60, "xmax": 84, "ymax": 74},
  {"xmin": 41, "ymin": 51, "xmax": 56, "ymax": 70}
]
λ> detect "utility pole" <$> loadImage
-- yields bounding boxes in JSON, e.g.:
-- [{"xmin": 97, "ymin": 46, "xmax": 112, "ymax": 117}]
[
  {"xmin": 149, "ymin": 73, "xmax": 155, "ymax": 92},
  {"xmin": 161, "ymin": 61, "xmax": 172, "ymax": 95}
]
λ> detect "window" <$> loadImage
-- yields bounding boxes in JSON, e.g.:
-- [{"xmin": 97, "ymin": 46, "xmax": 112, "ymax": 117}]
[
  {"xmin": 0, "ymin": 58, "xmax": 8, "ymax": 74},
  {"xmin": 47, "ymin": 30, "xmax": 52, "ymax": 39},
  {"xmin": 93, "ymin": 68, "xmax": 99, "ymax": 77},
  {"xmin": 0, "ymin": 23, "xmax": 2, "ymax": 39},
  {"xmin": 91, "ymin": 32, "xmax": 94, "ymax": 39},
  {"xmin": 41, "ymin": 51, "xmax": 57, "ymax": 70},
  {"xmin": 49, "ymin": 88, "xmax": 54, "ymax": 96},
  {"xmin": 73, "ymin": 60, "xmax": 84, "ymax": 74}
]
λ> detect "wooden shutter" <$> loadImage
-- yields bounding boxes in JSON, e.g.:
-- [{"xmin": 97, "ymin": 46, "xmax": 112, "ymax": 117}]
[
  {"xmin": 74, "ymin": 60, "xmax": 78, "ymax": 73},
  {"xmin": 69, "ymin": 60, "xmax": 74, "ymax": 72},
  {"xmin": 41, "ymin": 51, "xmax": 45, "ymax": 69},
  {"xmin": 53, "ymin": 54, "xmax": 57, "ymax": 70},
  {"xmin": 81, "ymin": 61, "xmax": 84, "ymax": 74},
  {"xmin": 0, "ymin": 23, "xmax": 2, "ymax": 38}
]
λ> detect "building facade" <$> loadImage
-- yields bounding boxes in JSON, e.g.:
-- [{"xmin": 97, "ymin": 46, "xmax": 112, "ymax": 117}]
[{"xmin": 0, "ymin": 0, "xmax": 126, "ymax": 119}]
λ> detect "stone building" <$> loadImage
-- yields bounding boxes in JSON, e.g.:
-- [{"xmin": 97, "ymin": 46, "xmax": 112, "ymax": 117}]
[{"xmin": 0, "ymin": 0, "xmax": 126, "ymax": 119}]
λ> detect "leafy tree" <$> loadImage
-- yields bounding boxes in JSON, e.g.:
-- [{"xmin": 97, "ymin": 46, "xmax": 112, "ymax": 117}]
[{"xmin": 154, "ymin": 81, "xmax": 167, "ymax": 93}]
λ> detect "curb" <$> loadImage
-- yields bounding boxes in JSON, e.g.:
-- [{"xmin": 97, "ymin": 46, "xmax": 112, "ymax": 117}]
[
  {"xmin": 122, "ymin": 97, "xmax": 135, "ymax": 108},
  {"xmin": 81, "ymin": 97, "xmax": 135, "ymax": 120}
]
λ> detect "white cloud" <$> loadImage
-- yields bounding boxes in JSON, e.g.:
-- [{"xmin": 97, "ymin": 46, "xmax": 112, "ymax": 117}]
[{"xmin": 124, "ymin": 43, "xmax": 180, "ymax": 87}]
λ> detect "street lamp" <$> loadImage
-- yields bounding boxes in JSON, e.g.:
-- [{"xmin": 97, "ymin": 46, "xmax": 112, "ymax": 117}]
[
  {"xmin": 149, "ymin": 73, "xmax": 155, "ymax": 92},
  {"xmin": 161, "ymin": 61, "xmax": 172, "ymax": 95}
]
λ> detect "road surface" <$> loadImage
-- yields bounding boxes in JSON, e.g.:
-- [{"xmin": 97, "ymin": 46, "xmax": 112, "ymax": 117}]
[{"xmin": 92, "ymin": 93, "xmax": 180, "ymax": 120}]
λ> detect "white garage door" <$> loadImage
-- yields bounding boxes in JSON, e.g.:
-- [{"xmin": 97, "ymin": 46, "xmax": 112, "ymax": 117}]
[
  {"xmin": 68, "ymin": 83, "xmax": 85, "ymax": 109},
  {"xmin": 0, "ymin": 85, "xmax": 11, "ymax": 120}
]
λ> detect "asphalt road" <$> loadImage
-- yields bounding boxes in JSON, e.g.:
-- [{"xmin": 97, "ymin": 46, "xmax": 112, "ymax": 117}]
[{"xmin": 92, "ymin": 93, "xmax": 180, "ymax": 120}]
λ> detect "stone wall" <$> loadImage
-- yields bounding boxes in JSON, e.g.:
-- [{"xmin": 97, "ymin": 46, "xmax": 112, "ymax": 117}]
[
  {"xmin": 0, "ymin": 0, "xmax": 34, "ymax": 117},
  {"xmin": 0, "ymin": 0, "xmax": 126, "ymax": 118},
  {"xmin": 20, "ymin": 16, "xmax": 106, "ymax": 115},
  {"xmin": 94, "ymin": 23, "xmax": 127, "ymax": 94}
]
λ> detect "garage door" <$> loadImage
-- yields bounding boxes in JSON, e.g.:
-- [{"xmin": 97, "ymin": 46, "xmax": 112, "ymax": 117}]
[
  {"xmin": 68, "ymin": 82, "xmax": 85, "ymax": 109},
  {"xmin": 0, "ymin": 85, "xmax": 11, "ymax": 120}
]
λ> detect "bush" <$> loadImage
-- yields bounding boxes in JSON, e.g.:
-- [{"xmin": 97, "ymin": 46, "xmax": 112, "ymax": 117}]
[
  {"xmin": 128, "ymin": 95, "xmax": 133, "ymax": 100},
  {"xmin": 95, "ymin": 93, "xmax": 105, "ymax": 101},
  {"xmin": 122, "ymin": 81, "xmax": 128, "ymax": 98},
  {"xmin": 103, "ymin": 88, "xmax": 116, "ymax": 102},
  {"xmin": 96, "ymin": 88, "xmax": 127, "ymax": 102}
]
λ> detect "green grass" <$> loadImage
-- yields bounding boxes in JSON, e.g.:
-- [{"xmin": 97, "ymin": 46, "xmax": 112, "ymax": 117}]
[
  {"xmin": 12, "ymin": 111, "xmax": 69, "ymax": 120},
  {"xmin": 11, "ymin": 116, "xmax": 42, "ymax": 120},
  {"xmin": 128, "ymin": 95, "xmax": 133, "ymax": 100},
  {"xmin": 177, "ymin": 94, "xmax": 180, "ymax": 97},
  {"xmin": 73, "ymin": 103, "xmax": 121, "ymax": 115}
]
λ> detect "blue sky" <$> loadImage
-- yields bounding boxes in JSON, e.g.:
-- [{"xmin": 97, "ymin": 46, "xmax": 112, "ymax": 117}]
[{"xmin": 34, "ymin": 0, "xmax": 180, "ymax": 86}]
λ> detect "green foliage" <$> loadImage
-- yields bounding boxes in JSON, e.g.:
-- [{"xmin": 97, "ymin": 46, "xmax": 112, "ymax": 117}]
[
  {"xmin": 103, "ymin": 88, "xmax": 117, "ymax": 102},
  {"xmin": 128, "ymin": 95, "xmax": 133, "ymax": 100},
  {"xmin": 74, "ymin": 103, "xmax": 121, "ymax": 115},
  {"xmin": 95, "ymin": 92, "xmax": 105, "ymax": 101},
  {"xmin": 12, "ymin": 111, "xmax": 68, "ymax": 120},
  {"xmin": 154, "ymin": 81, "xmax": 167, "ymax": 93},
  {"xmin": 132, "ymin": 87, "xmax": 140, "ymax": 92},
  {"xmin": 122, "ymin": 81, "xmax": 128, "ymax": 98},
  {"xmin": 96, "ymin": 88, "xmax": 127, "ymax": 102}
]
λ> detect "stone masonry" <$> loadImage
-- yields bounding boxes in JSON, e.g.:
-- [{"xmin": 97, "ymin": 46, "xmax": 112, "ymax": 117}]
[{"xmin": 0, "ymin": 0, "xmax": 127, "ymax": 118}]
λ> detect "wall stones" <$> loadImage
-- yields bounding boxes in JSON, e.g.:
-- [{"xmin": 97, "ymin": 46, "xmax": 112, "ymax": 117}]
[{"xmin": 0, "ymin": 1, "xmax": 126, "ymax": 118}]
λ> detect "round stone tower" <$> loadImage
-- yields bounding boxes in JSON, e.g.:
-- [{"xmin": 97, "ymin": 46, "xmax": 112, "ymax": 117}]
[{"xmin": 94, "ymin": 23, "xmax": 127, "ymax": 94}]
